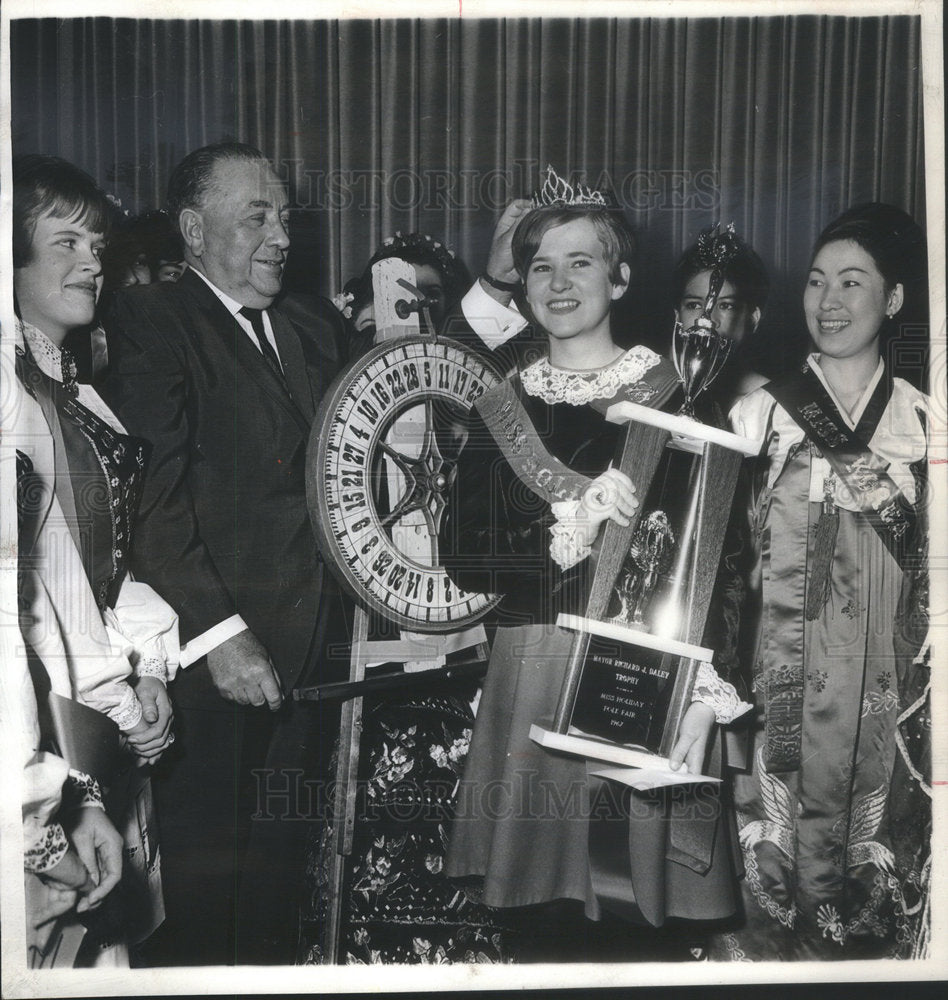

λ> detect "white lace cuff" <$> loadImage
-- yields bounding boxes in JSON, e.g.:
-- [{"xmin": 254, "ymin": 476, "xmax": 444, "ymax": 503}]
[
  {"xmin": 110, "ymin": 683, "xmax": 143, "ymax": 732},
  {"xmin": 691, "ymin": 661, "xmax": 752, "ymax": 725},
  {"xmin": 549, "ymin": 499, "xmax": 592, "ymax": 569},
  {"xmin": 135, "ymin": 656, "xmax": 169, "ymax": 682}
]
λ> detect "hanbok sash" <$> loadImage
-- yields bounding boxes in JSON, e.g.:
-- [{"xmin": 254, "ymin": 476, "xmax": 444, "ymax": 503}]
[{"xmin": 765, "ymin": 363, "xmax": 916, "ymax": 570}]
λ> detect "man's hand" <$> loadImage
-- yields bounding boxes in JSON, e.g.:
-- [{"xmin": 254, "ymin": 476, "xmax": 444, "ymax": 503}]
[
  {"xmin": 668, "ymin": 702, "xmax": 716, "ymax": 775},
  {"xmin": 480, "ymin": 198, "xmax": 533, "ymax": 301},
  {"xmin": 206, "ymin": 629, "xmax": 283, "ymax": 711},
  {"xmin": 125, "ymin": 676, "xmax": 174, "ymax": 763},
  {"xmin": 61, "ymin": 809, "xmax": 124, "ymax": 912}
]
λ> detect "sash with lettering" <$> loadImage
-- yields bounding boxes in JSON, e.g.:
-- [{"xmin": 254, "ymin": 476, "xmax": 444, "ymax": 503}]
[
  {"xmin": 766, "ymin": 362, "xmax": 917, "ymax": 568},
  {"xmin": 760, "ymin": 362, "xmax": 918, "ymax": 772},
  {"xmin": 473, "ymin": 356, "xmax": 681, "ymax": 505}
]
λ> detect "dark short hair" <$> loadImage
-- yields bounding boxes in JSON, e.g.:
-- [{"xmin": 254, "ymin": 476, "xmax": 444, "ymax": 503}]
[
  {"xmin": 811, "ymin": 202, "xmax": 927, "ymax": 294},
  {"xmin": 511, "ymin": 206, "xmax": 636, "ymax": 286},
  {"xmin": 166, "ymin": 141, "xmax": 269, "ymax": 223},
  {"xmin": 13, "ymin": 154, "xmax": 114, "ymax": 268},
  {"xmin": 672, "ymin": 231, "xmax": 770, "ymax": 312}
]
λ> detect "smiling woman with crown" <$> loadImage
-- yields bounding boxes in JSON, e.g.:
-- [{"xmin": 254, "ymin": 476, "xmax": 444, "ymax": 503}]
[{"xmin": 438, "ymin": 168, "xmax": 748, "ymax": 960}]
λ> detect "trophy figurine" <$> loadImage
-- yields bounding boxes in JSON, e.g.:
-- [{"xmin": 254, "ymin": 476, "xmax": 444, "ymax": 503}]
[
  {"xmin": 671, "ymin": 222, "xmax": 741, "ymax": 418},
  {"xmin": 611, "ymin": 511, "xmax": 675, "ymax": 628}
]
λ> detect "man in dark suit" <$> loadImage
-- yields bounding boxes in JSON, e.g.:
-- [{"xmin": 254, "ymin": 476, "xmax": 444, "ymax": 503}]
[{"xmin": 105, "ymin": 142, "xmax": 348, "ymax": 965}]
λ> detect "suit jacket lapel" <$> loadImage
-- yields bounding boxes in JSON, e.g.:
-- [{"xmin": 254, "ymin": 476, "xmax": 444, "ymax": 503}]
[
  {"xmin": 179, "ymin": 270, "xmax": 310, "ymax": 434},
  {"xmin": 269, "ymin": 308, "xmax": 316, "ymax": 422}
]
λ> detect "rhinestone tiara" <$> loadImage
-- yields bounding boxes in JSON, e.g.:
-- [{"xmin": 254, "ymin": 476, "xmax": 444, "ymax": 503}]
[{"xmin": 531, "ymin": 164, "xmax": 609, "ymax": 209}]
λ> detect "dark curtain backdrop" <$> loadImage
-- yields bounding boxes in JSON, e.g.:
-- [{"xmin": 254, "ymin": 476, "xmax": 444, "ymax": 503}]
[{"xmin": 11, "ymin": 15, "xmax": 926, "ymax": 377}]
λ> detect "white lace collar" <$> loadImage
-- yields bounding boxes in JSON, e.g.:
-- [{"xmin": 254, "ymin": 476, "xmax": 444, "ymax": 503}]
[
  {"xmin": 520, "ymin": 345, "xmax": 661, "ymax": 406},
  {"xmin": 17, "ymin": 316, "xmax": 126, "ymax": 431},
  {"xmin": 18, "ymin": 316, "xmax": 69, "ymax": 383}
]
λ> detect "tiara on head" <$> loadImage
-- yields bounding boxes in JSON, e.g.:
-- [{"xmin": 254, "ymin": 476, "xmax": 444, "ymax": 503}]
[
  {"xmin": 695, "ymin": 222, "xmax": 741, "ymax": 269},
  {"xmin": 531, "ymin": 165, "xmax": 608, "ymax": 209}
]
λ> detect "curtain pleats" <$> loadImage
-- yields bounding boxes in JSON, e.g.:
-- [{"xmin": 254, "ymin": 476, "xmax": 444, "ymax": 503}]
[{"xmin": 11, "ymin": 15, "xmax": 926, "ymax": 374}]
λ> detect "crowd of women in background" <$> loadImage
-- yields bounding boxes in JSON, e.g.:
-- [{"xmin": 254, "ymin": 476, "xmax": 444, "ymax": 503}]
[{"xmin": 7, "ymin": 152, "xmax": 932, "ymax": 966}]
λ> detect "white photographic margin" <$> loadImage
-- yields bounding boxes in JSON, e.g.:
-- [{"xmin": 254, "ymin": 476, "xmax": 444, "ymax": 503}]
[{"xmin": 0, "ymin": 0, "xmax": 944, "ymax": 995}]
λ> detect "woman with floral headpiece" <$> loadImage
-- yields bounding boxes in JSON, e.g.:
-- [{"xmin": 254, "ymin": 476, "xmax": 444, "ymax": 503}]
[
  {"xmin": 714, "ymin": 203, "xmax": 931, "ymax": 960},
  {"xmin": 438, "ymin": 169, "xmax": 751, "ymax": 960}
]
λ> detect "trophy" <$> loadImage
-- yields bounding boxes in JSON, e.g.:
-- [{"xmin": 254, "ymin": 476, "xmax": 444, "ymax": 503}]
[
  {"xmin": 531, "ymin": 224, "xmax": 760, "ymax": 779},
  {"xmin": 671, "ymin": 223, "xmax": 740, "ymax": 418}
]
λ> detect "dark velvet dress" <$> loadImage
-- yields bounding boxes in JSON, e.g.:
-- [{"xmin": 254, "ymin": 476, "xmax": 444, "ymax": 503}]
[{"xmin": 439, "ymin": 347, "xmax": 743, "ymax": 939}]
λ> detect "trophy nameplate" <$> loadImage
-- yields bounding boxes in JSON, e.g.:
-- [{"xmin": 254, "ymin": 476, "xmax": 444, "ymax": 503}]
[{"xmin": 559, "ymin": 615, "xmax": 712, "ymax": 750}]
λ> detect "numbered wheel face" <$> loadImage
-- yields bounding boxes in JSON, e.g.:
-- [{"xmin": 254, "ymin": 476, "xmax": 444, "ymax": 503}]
[{"xmin": 307, "ymin": 336, "xmax": 503, "ymax": 632}]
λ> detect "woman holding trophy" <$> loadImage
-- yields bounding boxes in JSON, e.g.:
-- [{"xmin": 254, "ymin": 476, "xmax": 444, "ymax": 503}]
[
  {"xmin": 439, "ymin": 169, "xmax": 749, "ymax": 960},
  {"xmin": 719, "ymin": 203, "xmax": 931, "ymax": 960}
]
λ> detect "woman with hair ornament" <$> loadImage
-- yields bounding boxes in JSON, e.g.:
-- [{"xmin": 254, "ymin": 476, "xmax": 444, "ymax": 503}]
[
  {"xmin": 714, "ymin": 203, "xmax": 931, "ymax": 960},
  {"xmin": 672, "ymin": 223, "xmax": 771, "ymax": 415}
]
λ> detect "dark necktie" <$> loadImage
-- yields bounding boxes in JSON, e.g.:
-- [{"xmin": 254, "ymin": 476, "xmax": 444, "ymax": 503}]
[{"xmin": 239, "ymin": 307, "xmax": 284, "ymax": 379}]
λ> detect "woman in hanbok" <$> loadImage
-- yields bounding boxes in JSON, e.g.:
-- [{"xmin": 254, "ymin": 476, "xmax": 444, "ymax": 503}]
[
  {"xmin": 440, "ymin": 174, "xmax": 750, "ymax": 960},
  {"xmin": 13, "ymin": 154, "xmax": 179, "ymax": 964},
  {"xmin": 717, "ymin": 203, "xmax": 931, "ymax": 960}
]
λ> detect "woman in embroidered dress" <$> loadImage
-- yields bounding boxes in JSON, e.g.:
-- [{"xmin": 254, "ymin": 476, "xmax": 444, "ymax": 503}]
[
  {"xmin": 13, "ymin": 155, "xmax": 179, "ymax": 964},
  {"xmin": 439, "ymin": 182, "xmax": 750, "ymax": 961},
  {"xmin": 715, "ymin": 203, "xmax": 931, "ymax": 960}
]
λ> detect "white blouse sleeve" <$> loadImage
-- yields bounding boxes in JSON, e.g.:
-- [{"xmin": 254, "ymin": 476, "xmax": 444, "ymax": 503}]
[
  {"xmin": 22, "ymin": 750, "xmax": 71, "ymax": 872},
  {"xmin": 104, "ymin": 579, "xmax": 181, "ymax": 685},
  {"xmin": 19, "ymin": 518, "xmax": 144, "ymax": 732}
]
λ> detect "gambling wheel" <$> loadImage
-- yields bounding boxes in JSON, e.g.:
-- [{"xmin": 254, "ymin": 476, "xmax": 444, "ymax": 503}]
[{"xmin": 306, "ymin": 336, "xmax": 503, "ymax": 632}]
